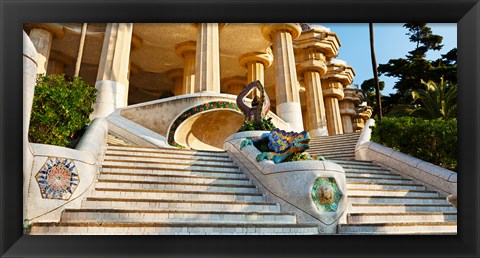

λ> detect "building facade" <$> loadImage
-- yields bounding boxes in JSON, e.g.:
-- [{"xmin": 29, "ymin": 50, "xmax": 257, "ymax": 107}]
[{"xmin": 24, "ymin": 23, "xmax": 371, "ymax": 149}]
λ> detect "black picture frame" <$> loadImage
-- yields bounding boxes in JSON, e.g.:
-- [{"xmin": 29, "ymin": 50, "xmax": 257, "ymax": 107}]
[{"xmin": 1, "ymin": 0, "xmax": 479, "ymax": 257}]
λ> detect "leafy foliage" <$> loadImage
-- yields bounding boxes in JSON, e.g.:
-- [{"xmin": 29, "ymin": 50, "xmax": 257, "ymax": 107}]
[
  {"xmin": 361, "ymin": 79, "xmax": 384, "ymax": 119},
  {"xmin": 238, "ymin": 117, "xmax": 275, "ymax": 132},
  {"xmin": 29, "ymin": 74, "xmax": 97, "ymax": 147},
  {"xmin": 411, "ymin": 78, "xmax": 457, "ymax": 120},
  {"xmin": 371, "ymin": 117, "xmax": 457, "ymax": 171}
]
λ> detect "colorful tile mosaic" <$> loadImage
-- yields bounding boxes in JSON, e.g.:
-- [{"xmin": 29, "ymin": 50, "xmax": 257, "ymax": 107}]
[
  {"xmin": 167, "ymin": 101, "xmax": 241, "ymax": 148},
  {"xmin": 35, "ymin": 157, "xmax": 80, "ymax": 200},
  {"xmin": 311, "ymin": 177, "xmax": 343, "ymax": 212}
]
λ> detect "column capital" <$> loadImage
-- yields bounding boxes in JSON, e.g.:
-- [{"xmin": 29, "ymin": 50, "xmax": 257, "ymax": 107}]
[
  {"xmin": 322, "ymin": 59, "xmax": 355, "ymax": 86},
  {"xmin": 322, "ymin": 79, "xmax": 345, "ymax": 100},
  {"xmin": 221, "ymin": 76, "xmax": 247, "ymax": 94},
  {"xmin": 26, "ymin": 23, "xmax": 65, "ymax": 38},
  {"xmin": 296, "ymin": 59, "xmax": 327, "ymax": 75},
  {"xmin": 294, "ymin": 27, "xmax": 340, "ymax": 60},
  {"xmin": 239, "ymin": 51, "xmax": 273, "ymax": 69},
  {"xmin": 261, "ymin": 23, "xmax": 302, "ymax": 41},
  {"xmin": 342, "ymin": 88, "xmax": 362, "ymax": 104},
  {"xmin": 175, "ymin": 41, "xmax": 196, "ymax": 57}
]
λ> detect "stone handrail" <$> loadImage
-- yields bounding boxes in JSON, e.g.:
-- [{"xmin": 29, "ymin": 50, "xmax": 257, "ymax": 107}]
[
  {"xmin": 355, "ymin": 119, "xmax": 457, "ymax": 206},
  {"xmin": 224, "ymin": 131, "xmax": 348, "ymax": 233},
  {"xmin": 24, "ymin": 118, "xmax": 109, "ymax": 223}
]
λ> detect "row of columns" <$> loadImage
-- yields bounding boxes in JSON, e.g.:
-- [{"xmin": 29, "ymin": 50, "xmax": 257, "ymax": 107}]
[{"xmin": 28, "ymin": 22, "xmax": 368, "ymax": 135}]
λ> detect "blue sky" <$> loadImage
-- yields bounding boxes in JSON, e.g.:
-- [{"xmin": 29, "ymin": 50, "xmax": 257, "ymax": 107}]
[{"xmin": 321, "ymin": 23, "xmax": 457, "ymax": 95}]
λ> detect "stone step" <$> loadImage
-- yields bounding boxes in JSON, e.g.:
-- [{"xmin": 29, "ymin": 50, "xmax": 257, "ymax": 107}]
[
  {"xmin": 329, "ymin": 160, "xmax": 374, "ymax": 165},
  {"xmin": 347, "ymin": 212, "xmax": 457, "ymax": 224},
  {"xmin": 107, "ymin": 145, "xmax": 229, "ymax": 158},
  {"xmin": 82, "ymin": 197, "xmax": 280, "ymax": 213},
  {"xmin": 95, "ymin": 180, "xmax": 259, "ymax": 194},
  {"xmin": 100, "ymin": 168, "xmax": 246, "ymax": 179},
  {"xmin": 308, "ymin": 144, "xmax": 357, "ymax": 150},
  {"xmin": 29, "ymin": 222, "xmax": 319, "ymax": 235},
  {"xmin": 103, "ymin": 151, "xmax": 232, "ymax": 162},
  {"xmin": 323, "ymin": 155, "xmax": 356, "ymax": 160},
  {"xmin": 335, "ymin": 164, "xmax": 386, "ymax": 170},
  {"xmin": 309, "ymin": 150, "xmax": 356, "ymax": 156},
  {"xmin": 60, "ymin": 209, "xmax": 297, "ymax": 224},
  {"xmin": 92, "ymin": 188, "xmax": 266, "ymax": 203},
  {"xmin": 103, "ymin": 156, "xmax": 236, "ymax": 168},
  {"xmin": 347, "ymin": 183, "xmax": 427, "ymax": 191},
  {"xmin": 345, "ymin": 172, "xmax": 402, "ymax": 180},
  {"xmin": 348, "ymin": 195, "xmax": 449, "ymax": 205},
  {"xmin": 343, "ymin": 169, "xmax": 395, "ymax": 176},
  {"xmin": 98, "ymin": 173, "xmax": 253, "ymax": 186},
  {"xmin": 347, "ymin": 189, "xmax": 439, "ymax": 198},
  {"xmin": 349, "ymin": 203, "xmax": 457, "ymax": 213},
  {"xmin": 338, "ymin": 222, "xmax": 457, "ymax": 235},
  {"xmin": 101, "ymin": 162, "xmax": 241, "ymax": 173},
  {"xmin": 346, "ymin": 177, "xmax": 416, "ymax": 185}
]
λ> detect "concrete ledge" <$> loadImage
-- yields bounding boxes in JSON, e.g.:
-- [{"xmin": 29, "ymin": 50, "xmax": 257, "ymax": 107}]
[
  {"xmin": 106, "ymin": 111, "xmax": 169, "ymax": 148},
  {"xmin": 224, "ymin": 131, "xmax": 347, "ymax": 233},
  {"xmin": 24, "ymin": 118, "xmax": 109, "ymax": 223},
  {"xmin": 354, "ymin": 119, "xmax": 457, "ymax": 198}
]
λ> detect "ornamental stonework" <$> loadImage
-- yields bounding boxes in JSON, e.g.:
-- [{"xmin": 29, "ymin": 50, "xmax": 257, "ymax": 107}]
[{"xmin": 35, "ymin": 157, "xmax": 80, "ymax": 200}]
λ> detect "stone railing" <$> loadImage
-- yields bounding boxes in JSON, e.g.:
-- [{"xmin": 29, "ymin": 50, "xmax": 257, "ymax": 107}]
[
  {"xmin": 355, "ymin": 119, "xmax": 457, "ymax": 207},
  {"xmin": 24, "ymin": 118, "xmax": 109, "ymax": 223},
  {"xmin": 224, "ymin": 131, "xmax": 348, "ymax": 233}
]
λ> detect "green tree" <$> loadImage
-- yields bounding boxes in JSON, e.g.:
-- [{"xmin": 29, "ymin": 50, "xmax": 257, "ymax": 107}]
[
  {"xmin": 360, "ymin": 78, "xmax": 384, "ymax": 119},
  {"xmin": 410, "ymin": 77, "xmax": 457, "ymax": 120},
  {"xmin": 375, "ymin": 23, "xmax": 456, "ymax": 110}
]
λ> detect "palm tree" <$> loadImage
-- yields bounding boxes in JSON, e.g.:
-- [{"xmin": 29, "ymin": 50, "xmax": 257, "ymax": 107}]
[
  {"xmin": 410, "ymin": 77, "xmax": 457, "ymax": 119},
  {"xmin": 369, "ymin": 23, "xmax": 383, "ymax": 121}
]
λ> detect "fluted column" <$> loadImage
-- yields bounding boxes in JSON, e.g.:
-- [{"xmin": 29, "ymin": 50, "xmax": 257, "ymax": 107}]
[
  {"xmin": 339, "ymin": 88, "xmax": 361, "ymax": 134},
  {"xmin": 168, "ymin": 69, "xmax": 184, "ymax": 96},
  {"xmin": 28, "ymin": 24, "xmax": 64, "ymax": 74},
  {"xmin": 322, "ymin": 60, "xmax": 355, "ymax": 135},
  {"xmin": 195, "ymin": 23, "xmax": 220, "ymax": 93},
  {"xmin": 239, "ymin": 50, "xmax": 273, "ymax": 97},
  {"xmin": 91, "ymin": 23, "xmax": 133, "ymax": 118},
  {"xmin": 322, "ymin": 81, "xmax": 344, "ymax": 135},
  {"xmin": 175, "ymin": 41, "xmax": 196, "ymax": 94},
  {"xmin": 262, "ymin": 23, "xmax": 304, "ymax": 132}
]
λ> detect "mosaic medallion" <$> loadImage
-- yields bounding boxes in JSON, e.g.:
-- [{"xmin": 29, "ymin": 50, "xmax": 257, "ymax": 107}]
[
  {"xmin": 35, "ymin": 157, "xmax": 80, "ymax": 200},
  {"xmin": 311, "ymin": 177, "xmax": 342, "ymax": 212},
  {"xmin": 167, "ymin": 101, "xmax": 241, "ymax": 148}
]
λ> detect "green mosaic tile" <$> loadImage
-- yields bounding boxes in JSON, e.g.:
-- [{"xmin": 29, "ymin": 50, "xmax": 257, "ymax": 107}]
[{"xmin": 311, "ymin": 177, "xmax": 343, "ymax": 212}]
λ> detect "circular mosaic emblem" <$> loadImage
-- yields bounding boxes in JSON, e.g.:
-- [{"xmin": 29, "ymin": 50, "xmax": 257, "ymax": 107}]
[
  {"xmin": 35, "ymin": 157, "xmax": 80, "ymax": 200},
  {"xmin": 311, "ymin": 177, "xmax": 343, "ymax": 212}
]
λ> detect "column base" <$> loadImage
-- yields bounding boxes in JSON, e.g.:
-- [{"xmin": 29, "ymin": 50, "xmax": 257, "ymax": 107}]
[
  {"xmin": 276, "ymin": 102, "xmax": 304, "ymax": 132},
  {"xmin": 91, "ymin": 80, "xmax": 126, "ymax": 119},
  {"xmin": 308, "ymin": 128, "xmax": 329, "ymax": 137}
]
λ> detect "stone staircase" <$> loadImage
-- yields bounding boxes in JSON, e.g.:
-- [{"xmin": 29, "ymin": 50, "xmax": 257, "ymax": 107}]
[
  {"xmin": 29, "ymin": 135, "xmax": 319, "ymax": 235},
  {"xmin": 309, "ymin": 134, "xmax": 457, "ymax": 235}
]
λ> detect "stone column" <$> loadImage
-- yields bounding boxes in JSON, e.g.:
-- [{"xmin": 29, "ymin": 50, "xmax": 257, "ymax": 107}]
[
  {"xmin": 239, "ymin": 50, "xmax": 273, "ymax": 97},
  {"xmin": 176, "ymin": 41, "xmax": 196, "ymax": 94},
  {"xmin": 295, "ymin": 26, "xmax": 342, "ymax": 136},
  {"xmin": 222, "ymin": 76, "xmax": 247, "ymax": 95},
  {"xmin": 322, "ymin": 60, "xmax": 355, "ymax": 135},
  {"xmin": 262, "ymin": 23, "xmax": 304, "ymax": 132},
  {"xmin": 91, "ymin": 23, "xmax": 133, "ymax": 118},
  {"xmin": 28, "ymin": 24, "xmax": 64, "ymax": 74},
  {"xmin": 353, "ymin": 106, "xmax": 373, "ymax": 132},
  {"xmin": 167, "ymin": 69, "xmax": 184, "ymax": 96},
  {"xmin": 340, "ymin": 88, "xmax": 360, "ymax": 133},
  {"xmin": 195, "ymin": 23, "xmax": 220, "ymax": 93},
  {"xmin": 339, "ymin": 88, "xmax": 361, "ymax": 134}
]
